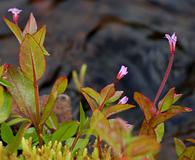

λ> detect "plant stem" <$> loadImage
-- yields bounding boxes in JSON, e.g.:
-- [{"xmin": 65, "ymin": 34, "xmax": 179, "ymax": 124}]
[
  {"xmin": 70, "ymin": 132, "xmax": 80, "ymax": 150},
  {"xmin": 97, "ymin": 136, "xmax": 102, "ymax": 158},
  {"xmin": 30, "ymin": 52, "xmax": 40, "ymax": 122},
  {"xmin": 153, "ymin": 54, "xmax": 174, "ymax": 106},
  {"xmin": 37, "ymin": 124, "xmax": 43, "ymax": 147},
  {"xmin": 30, "ymin": 51, "xmax": 43, "ymax": 146}
]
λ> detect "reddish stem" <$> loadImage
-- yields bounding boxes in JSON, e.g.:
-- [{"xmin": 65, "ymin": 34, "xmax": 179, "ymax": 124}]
[
  {"xmin": 30, "ymin": 52, "xmax": 40, "ymax": 121},
  {"xmin": 97, "ymin": 136, "xmax": 102, "ymax": 158},
  {"xmin": 153, "ymin": 54, "xmax": 174, "ymax": 106}
]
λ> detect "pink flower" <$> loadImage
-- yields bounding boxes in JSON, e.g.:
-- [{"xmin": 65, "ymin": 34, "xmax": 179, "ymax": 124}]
[
  {"xmin": 8, "ymin": 8, "xmax": 22, "ymax": 24},
  {"xmin": 165, "ymin": 33, "xmax": 177, "ymax": 55},
  {"xmin": 116, "ymin": 65, "xmax": 128, "ymax": 80},
  {"xmin": 118, "ymin": 96, "xmax": 128, "ymax": 104}
]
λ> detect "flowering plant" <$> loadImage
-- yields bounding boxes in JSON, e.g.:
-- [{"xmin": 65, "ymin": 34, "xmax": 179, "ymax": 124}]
[{"xmin": 0, "ymin": 9, "xmax": 193, "ymax": 160}]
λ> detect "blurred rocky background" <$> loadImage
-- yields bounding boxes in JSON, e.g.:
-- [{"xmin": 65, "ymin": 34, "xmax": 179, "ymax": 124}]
[{"xmin": 0, "ymin": 0, "xmax": 195, "ymax": 159}]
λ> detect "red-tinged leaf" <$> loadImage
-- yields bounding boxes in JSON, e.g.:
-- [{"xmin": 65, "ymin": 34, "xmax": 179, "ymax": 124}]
[
  {"xmin": 81, "ymin": 91, "xmax": 97, "ymax": 111},
  {"xmin": 178, "ymin": 147, "xmax": 195, "ymax": 160},
  {"xmin": 173, "ymin": 94, "xmax": 182, "ymax": 104},
  {"xmin": 23, "ymin": 13, "xmax": 37, "ymax": 35},
  {"xmin": 6, "ymin": 122, "xmax": 30, "ymax": 154},
  {"xmin": 99, "ymin": 83, "xmax": 115, "ymax": 110},
  {"xmin": 158, "ymin": 88, "xmax": 175, "ymax": 112},
  {"xmin": 174, "ymin": 138, "xmax": 186, "ymax": 156},
  {"xmin": 126, "ymin": 136, "xmax": 160, "ymax": 158},
  {"xmin": 139, "ymin": 120, "xmax": 156, "ymax": 138},
  {"xmin": 94, "ymin": 118, "xmax": 130, "ymax": 154},
  {"xmin": 19, "ymin": 34, "xmax": 46, "ymax": 81},
  {"xmin": 40, "ymin": 76, "xmax": 68, "ymax": 125},
  {"xmin": 106, "ymin": 91, "xmax": 124, "ymax": 104},
  {"xmin": 81, "ymin": 87, "xmax": 102, "ymax": 104},
  {"xmin": 103, "ymin": 104, "xmax": 135, "ymax": 118},
  {"xmin": 6, "ymin": 66, "xmax": 36, "ymax": 116},
  {"xmin": 151, "ymin": 106, "xmax": 192, "ymax": 127},
  {"xmin": 3, "ymin": 17, "xmax": 23, "ymax": 43},
  {"xmin": 134, "ymin": 92, "xmax": 155, "ymax": 121},
  {"xmin": 100, "ymin": 83, "xmax": 115, "ymax": 101}
]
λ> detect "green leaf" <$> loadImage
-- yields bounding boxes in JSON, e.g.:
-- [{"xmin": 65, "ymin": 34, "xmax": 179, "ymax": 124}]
[
  {"xmin": 106, "ymin": 91, "xmax": 124, "ymax": 104},
  {"xmin": 33, "ymin": 25, "xmax": 46, "ymax": 46},
  {"xmin": 79, "ymin": 64, "xmax": 87, "ymax": 86},
  {"xmin": 3, "ymin": 17, "xmax": 23, "ymax": 43},
  {"xmin": 134, "ymin": 92, "xmax": 155, "ymax": 121},
  {"xmin": 19, "ymin": 34, "xmax": 46, "ymax": 81},
  {"xmin": 24, "ymin": 127, "xmax": 39, "ymax": 146},
  {"xmin": 45, "ymin": 113, "xmax": 58, "ymax": 130},
  {"xmin": 67, "ymin": 137, "xmax": 89, "ymax": 155},
  {"xmin": 33, "ymin": 25, "xmax": 50, "ymax": 56},
  {"xmin": 79, "ymin": 103, "xmax": 86, "ymax": 132},
  {"xmin": 103, "ymin": 104, "xmax": 135, "ymax": 118},
  {"xmin": 0, "ymin": 78, "xmax": 12, "ymax": 88},
  {"xmin": 6, "ymin": 66, "xmax": 36, "ymax": 116},
  {"xmin": 6, "ymin": 122, "xmax": 29, "ymax": 154},
  {"xmin": 152, "ymin": 106, "xmax": 191, "ymax": 127},
  {"xmin": 0, "ymin": 91, "xmax": 12, "ymax": 123},
  {"xmin": 0, "ymin": 86, "xmax": 4, "ymax": 107},
  {"xmin": 81, "ymin": 87, "xmax": 101, "ymax": 104},
  {"xmin": 155, "ymin": 123, "xmax": 164, "ymax": 142},
  {"xmin": 23, "ymin": 13, "xmax": 37, "ymax": 35},
  {"xmin": 1, "ymin": 123, "xmax": 14, "ymax": 144},
  {"xmin": 174, "ymin": 138, "xmax": 185, "ymax": 156},
  {"xmin": 40, "ymin": 76, "xmax": 68, "ymax": 125},
  {"xmin": 158, "ymin": 88, "xmax": 175, "ymax": 112},
  {"xmin": 51, "ymin": 121, "xmax": 79, "ymax": 142},
  {"xmin": 0, "ymin": 65, "xmax": 4, "ymax": 77},
  {"xmin": 7, "ymin": 117, "xmax": 30, "ymax": 126}
]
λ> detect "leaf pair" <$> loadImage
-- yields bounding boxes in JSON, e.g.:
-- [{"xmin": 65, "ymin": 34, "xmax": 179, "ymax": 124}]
[
  {"xmin": 3, "ymin": 13, "xmax": 49, "ymax": 56},
  {"xmin": 72, "ymin": 64, "xmax": 87, "ymax": 91},
  {"xmin": 81, "ymin": 83, "xmax": 135, "ymax": 117},
  {"xmin": 134, "ymin": 88, "xmax": 192, "ymax": 141},
  {"xmin": 1, "ymin": 122, "xmax": 29, "ymax": 154},
  {"xmin": 175, "ymin": 138, "xmax": 195, "ymax": 160}
]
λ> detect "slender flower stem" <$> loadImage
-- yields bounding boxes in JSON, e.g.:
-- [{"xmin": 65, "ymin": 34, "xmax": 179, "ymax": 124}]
[{"xmin": 153, "ymin": 54, "xmax": 174, "ymax": 106}]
